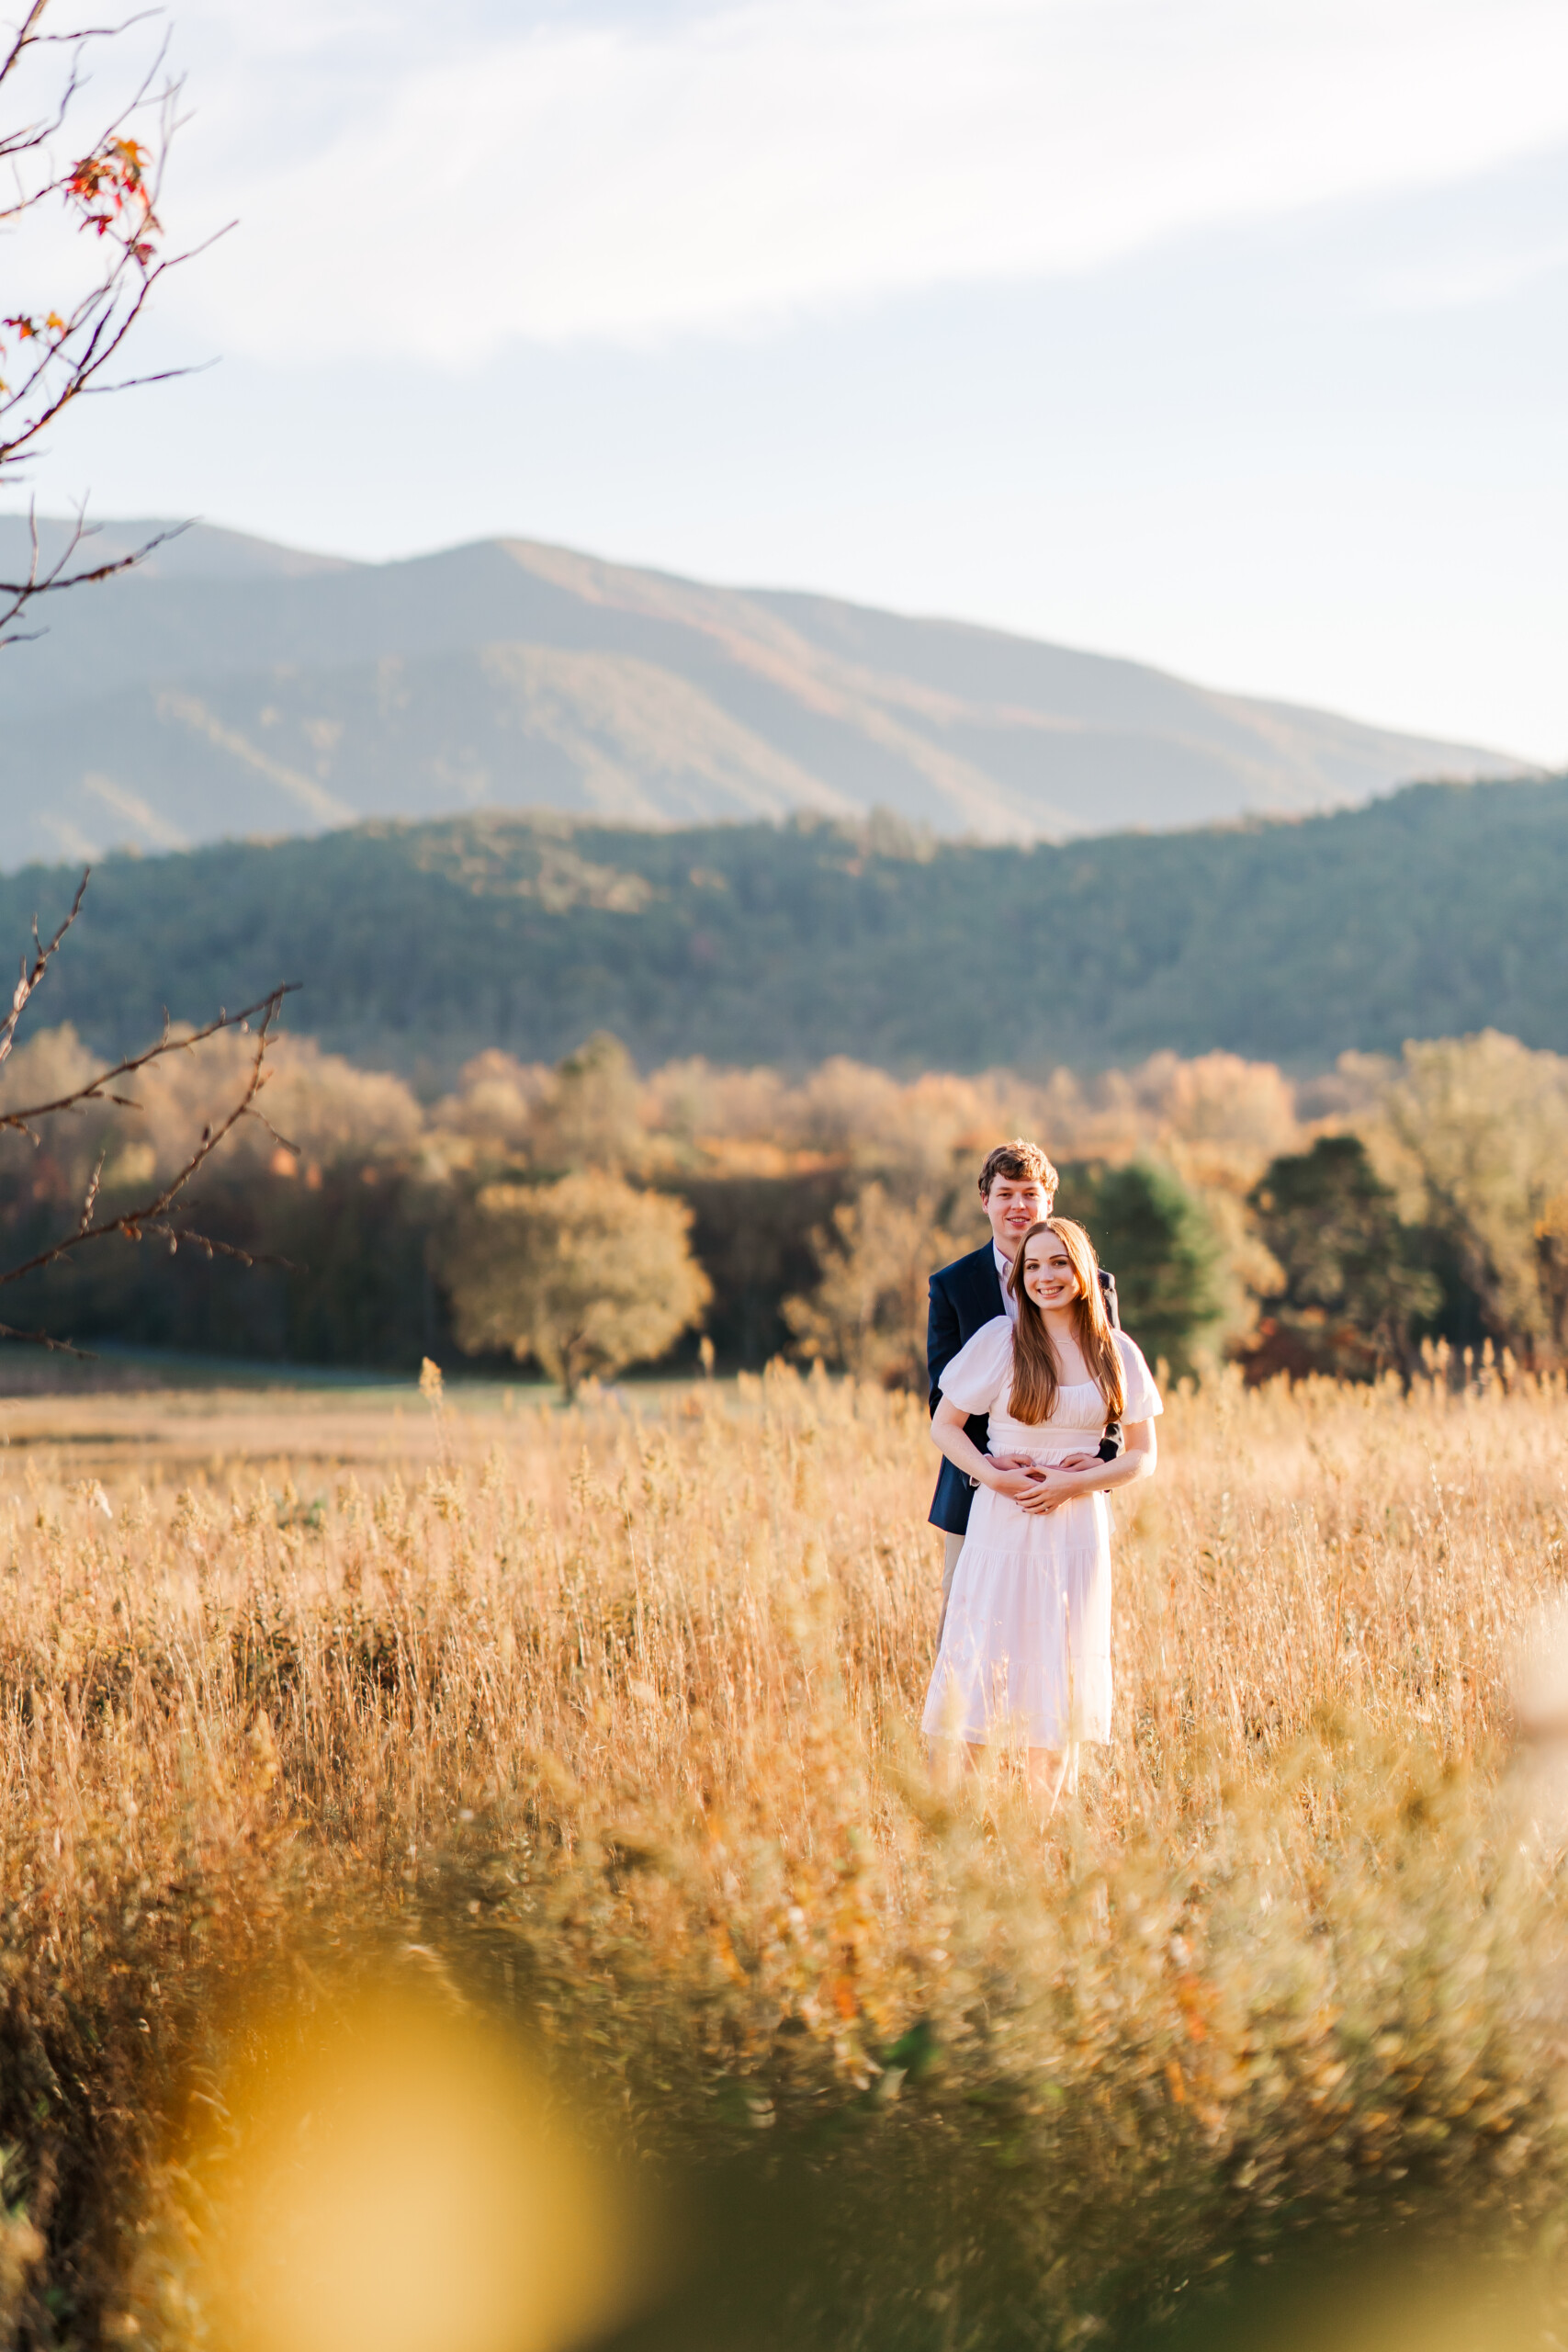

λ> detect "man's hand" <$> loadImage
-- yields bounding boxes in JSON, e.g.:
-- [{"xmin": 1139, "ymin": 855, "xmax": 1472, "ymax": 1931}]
[
  {"xmin": 993, "ymin": 1450, "xmax": 1099, "ymax": 1476},
  {"xmin": 986, "ymin": 1465, "xmax": 1048, "ymax": 1503}
]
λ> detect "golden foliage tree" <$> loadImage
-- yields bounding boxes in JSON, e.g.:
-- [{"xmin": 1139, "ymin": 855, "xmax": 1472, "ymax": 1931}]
[
  {"xmin": 1365, "ymin": 1030, "xmax": 1568, "ymax": 1354},
  {"xmin": 444, "ymin": 1170, "xmax": 710, "ymax": 1396},
  {"xmin": 527, "ymin": 1034, "xmax": 643, "ymax": 1175},
  {"xmin": 784, "ymin": 1182, "xmax": 961, "ymax": 1389}
]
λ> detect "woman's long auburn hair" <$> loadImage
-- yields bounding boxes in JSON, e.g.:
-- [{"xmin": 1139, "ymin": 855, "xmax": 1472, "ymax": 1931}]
[{"xmin": 1006, "ymin": 1216, "xmax": 1126, "ymax": 1426}]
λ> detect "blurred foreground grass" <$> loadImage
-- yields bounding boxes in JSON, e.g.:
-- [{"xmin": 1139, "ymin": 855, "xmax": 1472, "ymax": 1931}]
[{"xmin": 1, "ymin": 1364, "xmax": 1567, "ymax": 2348}]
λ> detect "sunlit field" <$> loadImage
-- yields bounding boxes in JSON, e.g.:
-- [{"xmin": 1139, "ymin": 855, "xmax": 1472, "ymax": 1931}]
[{"xmin": 4, "ymin": 1363, "xmax": 1568, "ymax": 2350}]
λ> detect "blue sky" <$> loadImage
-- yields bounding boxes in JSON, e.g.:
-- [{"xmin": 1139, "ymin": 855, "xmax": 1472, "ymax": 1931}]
[{"xmin": 16, "ymin": 0, "xmax": 1568, "ymax": 760}]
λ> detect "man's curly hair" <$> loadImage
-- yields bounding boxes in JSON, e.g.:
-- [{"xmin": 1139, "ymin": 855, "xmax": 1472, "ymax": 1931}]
[{"xmin": 977, "ymin": 1138, "xmax": 1058, "ymax": 1198}]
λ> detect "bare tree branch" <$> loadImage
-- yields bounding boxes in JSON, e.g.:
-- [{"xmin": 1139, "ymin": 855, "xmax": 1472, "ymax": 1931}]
[
  {"xmin": 0, "ymin": 513, "xmax": 188, "ymax": 598},
  {"xmin": 0, "ymin": 866, "xmax": 87, "ymax": 1071},
  {"xmin": 0, "ymin": 6, "xmax": 302, "ymax": 1361},
  {"xmin": 0, "ymin": 1317, "xmax": 92, "ymax": 1356},
  {"xmin": 0, "ymin": 981, "xmax": 299, "ymax": 1303},
  {"xmin": 0, "ymin": 868, "xmax": 305, "ymax": 1346},
  {"xmin": 0, "ymin": 979, "xmax": 304, "ymax": 1126}
]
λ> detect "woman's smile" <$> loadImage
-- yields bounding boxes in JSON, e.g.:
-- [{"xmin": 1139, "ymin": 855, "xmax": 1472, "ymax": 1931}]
[{"xmin": 1022, "ymin": 1242, "xmax": 1079, "ymax": 1307}]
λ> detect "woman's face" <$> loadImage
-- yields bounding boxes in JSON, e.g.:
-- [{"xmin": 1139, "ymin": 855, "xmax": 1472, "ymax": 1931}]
[{"xmin": 1022, "ymin": 1231, "xmax": 1081, "ymax": 1313}]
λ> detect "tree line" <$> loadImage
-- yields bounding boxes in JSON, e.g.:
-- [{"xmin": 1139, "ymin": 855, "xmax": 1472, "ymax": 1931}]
[{"xmin": 1, "ymin": 1022, "xmax": 1562, "ymax": 1389}]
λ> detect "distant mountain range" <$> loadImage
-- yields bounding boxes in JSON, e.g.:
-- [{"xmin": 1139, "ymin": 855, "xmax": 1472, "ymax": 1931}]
[
  {"xmin": 3, "ymin": 777, "xmax": 1564, "ymax": 1078},
  {"xmin": 0, "ymin": 516, "xmax": 1529, "ymax": 867}
]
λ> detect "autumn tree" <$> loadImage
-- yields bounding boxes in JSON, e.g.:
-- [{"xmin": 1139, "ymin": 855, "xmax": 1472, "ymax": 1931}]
[
  {"xmin": 526, "ymin": 1033, "xmax": 643, "ymax": 1175},
  {"xmin": 784, "ymin": 1183, "xmax": 963, "ymax": 1389},
  {"xmin": 443, "ymin": 1171, "xmax": 710, "ymax": 1397},
  {"xmin": 1363, "ymin": 1031, "xmax": 1568, "ymax": 1358}
]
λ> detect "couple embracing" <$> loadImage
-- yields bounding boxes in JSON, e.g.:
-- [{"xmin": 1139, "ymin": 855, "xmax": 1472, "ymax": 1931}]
[{"xmin": 920, "ymin": 1139, "xmax": 1163, "ymax": 1817}]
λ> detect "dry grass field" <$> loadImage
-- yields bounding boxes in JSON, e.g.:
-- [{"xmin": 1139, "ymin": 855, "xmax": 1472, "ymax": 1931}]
[{"xmin": 2, "ymin": 1363, "xmax": 1568, "ymax": 2351}]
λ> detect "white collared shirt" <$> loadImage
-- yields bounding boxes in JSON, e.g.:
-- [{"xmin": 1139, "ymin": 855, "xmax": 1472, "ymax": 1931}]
[{"xmin": 993, "ymin": 1244, "xmax": 1020, "ymax": 1323}]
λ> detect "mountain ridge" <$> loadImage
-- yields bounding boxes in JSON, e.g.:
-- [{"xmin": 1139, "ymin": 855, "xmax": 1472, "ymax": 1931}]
[{"xmin": 0, "ymin": 516, "xmax": 1529, "ymax": 867}]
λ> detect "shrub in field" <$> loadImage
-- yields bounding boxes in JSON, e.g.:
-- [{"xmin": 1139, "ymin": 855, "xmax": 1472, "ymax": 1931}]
[
  {"xmin": 443, "ymin": 1169, "xmax": 711, "ymax": 1394},
  {"xmin": 0, "ymin": 1370, "xmax": 1566, "ymax": 2342}
]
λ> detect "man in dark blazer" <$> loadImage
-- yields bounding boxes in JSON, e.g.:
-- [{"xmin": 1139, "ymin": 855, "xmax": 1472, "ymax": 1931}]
[{"xmin": 928, "ymin": 1138, "xmax": 1121, "ymax": 1624}]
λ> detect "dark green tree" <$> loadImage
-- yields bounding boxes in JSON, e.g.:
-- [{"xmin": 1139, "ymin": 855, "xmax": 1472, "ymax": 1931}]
[
  {"xmin": 1247, "ymin": 1135, "xmax": 1438, "ymax": 1380},
  {"xmin": 1056, "ymin": 1158, "xmax": 1225, "ymax": 1379}
]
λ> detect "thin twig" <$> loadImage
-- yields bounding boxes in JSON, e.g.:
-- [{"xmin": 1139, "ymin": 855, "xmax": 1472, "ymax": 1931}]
[
  {"xmin": 0, "ymin": 1318, "xmax": 92, "ymax": 1356},
  {"xmin": 0, "ymin": 980, "xmax": 303, "ymax": 1127},
  {"xmin": 0, "ymin": 518, "xmax": 189, "ymax": 597},
  {"xmin": 0, "ymin": 868, "xmax": 88, "ymax": 1071},
  {"xmin": 76, "ymin": 1150, "xmax": 104, "ymax": 1232},
  {"xmin": 0, "ymin": 983, "xmax": 297, "ymax": 1301}
]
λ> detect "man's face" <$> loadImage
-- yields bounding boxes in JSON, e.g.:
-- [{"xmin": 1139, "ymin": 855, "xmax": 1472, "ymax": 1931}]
[{"xmin": 983, "ymin": 1173, "xmax": 1053, "ymax": 1259}]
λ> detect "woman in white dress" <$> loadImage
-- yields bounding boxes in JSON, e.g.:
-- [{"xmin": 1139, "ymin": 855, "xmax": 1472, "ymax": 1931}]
[{"xmin": 922, "ymin": 1216, "xmax": 1162, "ymax": 1816}]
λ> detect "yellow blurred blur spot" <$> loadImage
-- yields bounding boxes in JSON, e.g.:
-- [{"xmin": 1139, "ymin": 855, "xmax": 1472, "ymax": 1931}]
[{"xmin": 210, "ymin": 1988, "xmax": 641, "ymax": 2352}]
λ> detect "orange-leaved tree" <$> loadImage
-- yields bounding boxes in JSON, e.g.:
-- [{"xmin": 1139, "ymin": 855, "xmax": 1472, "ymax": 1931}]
[{"xmin": 1, "ymin": 0, "xmax": 220, "ymax": 641}]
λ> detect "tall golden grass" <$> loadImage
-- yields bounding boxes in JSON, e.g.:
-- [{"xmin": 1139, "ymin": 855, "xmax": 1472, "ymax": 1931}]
[{"xmin": 2, "ymin": 1363, "xmax": 1568, "ymax": 2347}]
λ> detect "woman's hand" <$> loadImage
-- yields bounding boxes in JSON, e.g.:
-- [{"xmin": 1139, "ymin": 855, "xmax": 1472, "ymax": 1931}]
[{"xmin": 1013, "ymin": 1464, "xmax": 1087, "ymax": 1514}]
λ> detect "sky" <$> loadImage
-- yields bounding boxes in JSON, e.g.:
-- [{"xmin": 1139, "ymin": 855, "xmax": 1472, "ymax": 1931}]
[{"xmin": 12, "ymin": 0, "xmax": 1568, "ymax": 760}]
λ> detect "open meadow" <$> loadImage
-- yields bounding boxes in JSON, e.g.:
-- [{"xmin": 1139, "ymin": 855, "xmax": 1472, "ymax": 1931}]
[{"xmin": 2, "ymin": 1362, "xmax": 1568, "ymax": 2351}]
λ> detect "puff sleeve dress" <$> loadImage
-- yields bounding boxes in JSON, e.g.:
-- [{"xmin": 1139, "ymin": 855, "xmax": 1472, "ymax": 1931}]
[{"xmin": 920, "ymin": 1319, "xmax": 1162, "ymax": 1750}]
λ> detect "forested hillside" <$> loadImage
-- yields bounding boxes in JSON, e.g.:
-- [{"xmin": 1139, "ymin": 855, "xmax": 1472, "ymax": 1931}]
[{"xmin": 3, "ymin": 775, "xmax": 1564, "ymax": 1077}]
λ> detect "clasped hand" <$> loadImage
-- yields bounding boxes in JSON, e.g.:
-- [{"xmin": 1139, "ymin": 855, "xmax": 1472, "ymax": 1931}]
[{"xmin": 987, "ymin": 1451, "xmax": 1100, "ymax": 1514}]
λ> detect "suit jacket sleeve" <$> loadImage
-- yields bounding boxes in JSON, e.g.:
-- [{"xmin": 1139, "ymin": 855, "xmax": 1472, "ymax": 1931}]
[
  {"xmin": 1097, "ymin": 1266, "xmax": 1124, "ymax": 1457},
  {"xmin": 927, "ymin": 1271, "xmax": 963, "ymax": 1416}
]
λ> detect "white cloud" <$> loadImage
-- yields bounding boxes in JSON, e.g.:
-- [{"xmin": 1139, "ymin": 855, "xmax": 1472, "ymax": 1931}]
[
  {"xmin": 1367, "ymin": 232, "xmax": 1568, "ymax": 313},
  {"xmin": 165, "ymin": 0, "xmax": 1568, "ymax": 359}
]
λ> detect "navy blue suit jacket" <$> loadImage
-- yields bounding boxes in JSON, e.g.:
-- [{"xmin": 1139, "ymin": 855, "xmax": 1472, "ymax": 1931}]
[{"xmin": 926, "ymin": 1244, "xmax": 1121, "ymax": 1535}]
